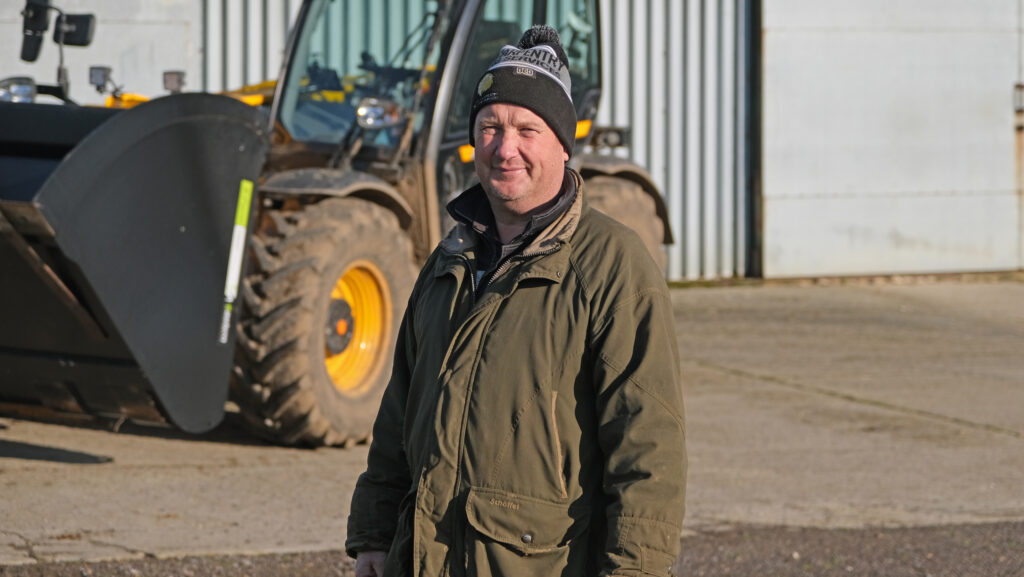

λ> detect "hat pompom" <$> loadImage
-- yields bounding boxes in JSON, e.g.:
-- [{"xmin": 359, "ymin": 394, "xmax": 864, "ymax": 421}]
[{"xmin": 518, "ymin": 25, "xmax": 568, "ymax": 67}]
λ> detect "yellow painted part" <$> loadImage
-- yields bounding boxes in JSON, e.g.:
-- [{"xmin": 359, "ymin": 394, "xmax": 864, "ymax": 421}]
[
  {"xmin": 458, "ymin": 144, "xmax": 475, "ymax": 163},
  {"xmin": 221, "ymin": 79, "xmax": 277, "ymax": 107},
  {"xmin": 310, "ymin": 90, "xmax": 347, "ymax": 103},
  {"xmin": 229, "ymin": 93, "xmax": 265, "ymax": 106},
  {"xmin": 324, "ymin": 261, "xmax": 393, "ymax": 397},
  {"xmin": 575, "ymin": 119, "xmax": 592, "ymax": 139},
  {"xmin": 104, "ymin": 93, "xmax": 150, "ymax": 109},
  {"xmin": 232, "ymin": 79, "xmax": 278, "ymax": 93}
]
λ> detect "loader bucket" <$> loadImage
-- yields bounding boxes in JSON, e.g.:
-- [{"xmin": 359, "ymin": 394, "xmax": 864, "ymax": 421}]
[{"xmin": 0, "ymin": 93, "xmax": 268, "ymax": 433}]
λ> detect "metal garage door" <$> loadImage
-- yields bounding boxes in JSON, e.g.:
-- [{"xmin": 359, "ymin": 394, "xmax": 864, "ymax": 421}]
[{"xmin": 761, "ymin": 0, "xmax": 1024, "ymax": 277}]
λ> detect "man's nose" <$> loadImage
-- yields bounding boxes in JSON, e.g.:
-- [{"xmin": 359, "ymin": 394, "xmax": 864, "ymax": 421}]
[{"xmin": 493, "ymin": 131, "xmax": 519, "ymax": 159}]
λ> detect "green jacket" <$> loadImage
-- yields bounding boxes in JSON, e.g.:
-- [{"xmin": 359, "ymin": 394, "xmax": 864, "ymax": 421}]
[{"xmin": 347, "ymin": 172, "xmax": 686, "ymax": 577}]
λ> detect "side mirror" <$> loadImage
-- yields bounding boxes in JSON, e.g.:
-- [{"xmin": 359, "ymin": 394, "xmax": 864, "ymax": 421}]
[
  {"xmin": 355, "ymin": 97, "xmax": 404, "ymax": 129},
  {"xmin": 20, "ymin": 0, "xmax": 51, "ymax": 62},
  {"xmin": 53, "ymin": 13, "xmax": 95, "ymax": 47}
]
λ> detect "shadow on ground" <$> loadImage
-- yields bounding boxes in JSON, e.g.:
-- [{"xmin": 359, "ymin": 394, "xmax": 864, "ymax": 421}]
[
  {"xmin": 0, "ymin": 412, "xmax": 278, "ymax": 449},
  {"xmin": 0, "ymin": 440, "xmax": 111, "ymax": 464}
]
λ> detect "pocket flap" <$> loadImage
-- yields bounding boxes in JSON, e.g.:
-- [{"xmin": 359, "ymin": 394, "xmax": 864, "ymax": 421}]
[{"xmin": 464, "ymin": 486, "xmax": 588, "ymax": 554}]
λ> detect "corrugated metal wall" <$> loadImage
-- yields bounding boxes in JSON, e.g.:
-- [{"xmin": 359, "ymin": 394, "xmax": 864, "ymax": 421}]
[
  {"xmin": 201, "ymin": 0, "xmax": 753, "ymax": 281},
  {"xmin": 596, "ymin": 0, "xmax": 752, "ymax": 281},
  {"xmin": 202, "ymin": 0, "xmax": 303, "ymax": 92}
]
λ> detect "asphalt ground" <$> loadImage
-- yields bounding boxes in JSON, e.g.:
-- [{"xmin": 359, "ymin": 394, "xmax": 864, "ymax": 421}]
[
  {"xmin": 1, "ymin": 522, "xmax": 1022, "ymax": 576},
  {"xmin": 2, "ymin": 275, "xmax": 1023, "ymax": 576}
]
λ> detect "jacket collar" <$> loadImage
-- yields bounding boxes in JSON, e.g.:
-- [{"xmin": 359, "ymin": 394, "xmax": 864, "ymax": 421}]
[{"xmin": 437, "ymin": 169, "xmax": 584, "ymax": 282}]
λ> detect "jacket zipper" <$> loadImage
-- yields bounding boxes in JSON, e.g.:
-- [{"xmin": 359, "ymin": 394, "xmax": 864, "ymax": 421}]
[
  {"xmin": 446, "ymin": 252, "xmax": 483, "ymax": 575},
  {"xmin": 446, "ymin": 242, "xmax": 564, "ymax": 573},
  {"xmin": 477, "ymin": 256, "xmax": 515, "ymax": 293},
  {"xmin": 448, "ymin": 305, "xmax": 496, "ymax": 575},
  {"xmin": 477, "ymin": 242, "xmax": 561, "ymax": 295}
]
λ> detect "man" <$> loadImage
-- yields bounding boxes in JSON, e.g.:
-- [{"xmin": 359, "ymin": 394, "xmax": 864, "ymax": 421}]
[{"xmin": 346, "ymin": 25, "xmax": 686, "ymax": 577}]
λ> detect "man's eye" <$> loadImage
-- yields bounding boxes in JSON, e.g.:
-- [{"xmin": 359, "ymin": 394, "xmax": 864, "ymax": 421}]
[{"xmin": 480, "ymin": 126, "xmax": 497, "ymax": 134}]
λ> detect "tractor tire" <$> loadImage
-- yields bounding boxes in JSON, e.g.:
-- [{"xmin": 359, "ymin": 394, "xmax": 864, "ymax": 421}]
[
  {"xmin": 585, "ymin": 175, "xmax": 667, "ymax": 272},
  {"xmin": 231, "ymin": 197, "xmax": 416, "ymax": 446}
]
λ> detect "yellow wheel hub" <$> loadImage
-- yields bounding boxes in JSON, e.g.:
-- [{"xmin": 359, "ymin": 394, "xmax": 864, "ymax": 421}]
[{"xmin": 324, "ymin": 260, "xmax": 392, "ymax": 397}]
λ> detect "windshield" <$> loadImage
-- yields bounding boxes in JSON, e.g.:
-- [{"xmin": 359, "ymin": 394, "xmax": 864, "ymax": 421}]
[{"xmin": 278, "ymin": 0, "xmax": 440, "ymax": 146}]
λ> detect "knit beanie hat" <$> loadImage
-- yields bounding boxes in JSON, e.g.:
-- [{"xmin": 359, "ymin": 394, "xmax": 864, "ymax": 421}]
[{"xmin": 469, "ymin": 25, "xmax": 577, "ymax": 156}]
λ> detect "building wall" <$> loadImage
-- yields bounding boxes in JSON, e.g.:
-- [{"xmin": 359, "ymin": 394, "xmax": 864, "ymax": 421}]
[
  {"xmin": 597, "ymin": 0, "xmax": 753, "ymax": 281},
  {"xmin": 0, "ymin": 1, "xmax": 203, "ymax": 106},
  {"xmin": 12, "ymin": 2, "xmax": 1020, "ymax": 279},
  {"xmin": 201, "ymin": 0, "xmax": 302, "ymax": 92},
  {"xmin": 762, "ymin": 0, "xmax": 1024, "ymax": 277}
]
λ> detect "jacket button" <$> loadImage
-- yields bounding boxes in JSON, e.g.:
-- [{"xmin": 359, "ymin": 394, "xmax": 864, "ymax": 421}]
[{"xmin": 521, "ymin": 533, "xmax": 533, "ymax": 544}]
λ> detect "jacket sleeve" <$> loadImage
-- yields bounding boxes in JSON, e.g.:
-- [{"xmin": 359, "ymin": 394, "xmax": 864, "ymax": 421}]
[
  {"xmin": 344, "ymin": 260, "xmax": 428, "ymax": 558},
  {"xmin": 590, "ymin": 279, "xmax": 687, "ymax": 577}
]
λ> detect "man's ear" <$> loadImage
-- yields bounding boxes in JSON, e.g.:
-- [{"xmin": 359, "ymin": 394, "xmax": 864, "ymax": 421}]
[{"xmin": 562, "ymin": 151, "xmax": 569, "ymax": 162}]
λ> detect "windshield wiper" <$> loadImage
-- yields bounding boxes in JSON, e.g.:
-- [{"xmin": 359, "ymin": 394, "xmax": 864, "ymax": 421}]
[{"xmin": 389, "ymin": 10, "xmax": 435, "ymax": 68}]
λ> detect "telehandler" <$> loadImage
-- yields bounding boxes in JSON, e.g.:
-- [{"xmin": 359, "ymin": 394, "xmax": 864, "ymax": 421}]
[{"xmin": 0, "ymin": 0, "xmax": 672, "ymax": 446}]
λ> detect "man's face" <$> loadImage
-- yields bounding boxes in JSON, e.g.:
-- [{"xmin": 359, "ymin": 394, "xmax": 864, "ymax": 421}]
[{"xmin": 473, "ymin": 103, "xmax": 569, "ymax": 218}]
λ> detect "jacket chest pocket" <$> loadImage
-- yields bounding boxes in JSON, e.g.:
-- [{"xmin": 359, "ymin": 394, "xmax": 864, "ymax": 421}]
[{"xmin": 483, "ymin": 387, "xmax": 573, "ymax": 501}]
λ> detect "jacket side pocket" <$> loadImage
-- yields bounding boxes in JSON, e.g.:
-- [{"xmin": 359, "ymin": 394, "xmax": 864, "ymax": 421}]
[{"xmin": 464, "ymin": 486, "xmax": 587, "ymax": 554}]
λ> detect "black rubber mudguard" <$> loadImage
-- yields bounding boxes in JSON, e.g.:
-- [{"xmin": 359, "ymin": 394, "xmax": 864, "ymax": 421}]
[{"xmin": 34, "ymin": 93, "xmax": 269, "ymax": 432}]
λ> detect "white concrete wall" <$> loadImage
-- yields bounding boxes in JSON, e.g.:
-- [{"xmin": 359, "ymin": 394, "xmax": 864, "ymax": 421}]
[
  {"xmin": 0, "ymin": 1, "xmax": 203, "ymax": 106},
  {"xmin": 762, "ymin": 0, "xmax": 1024, "ymax": 277}
]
